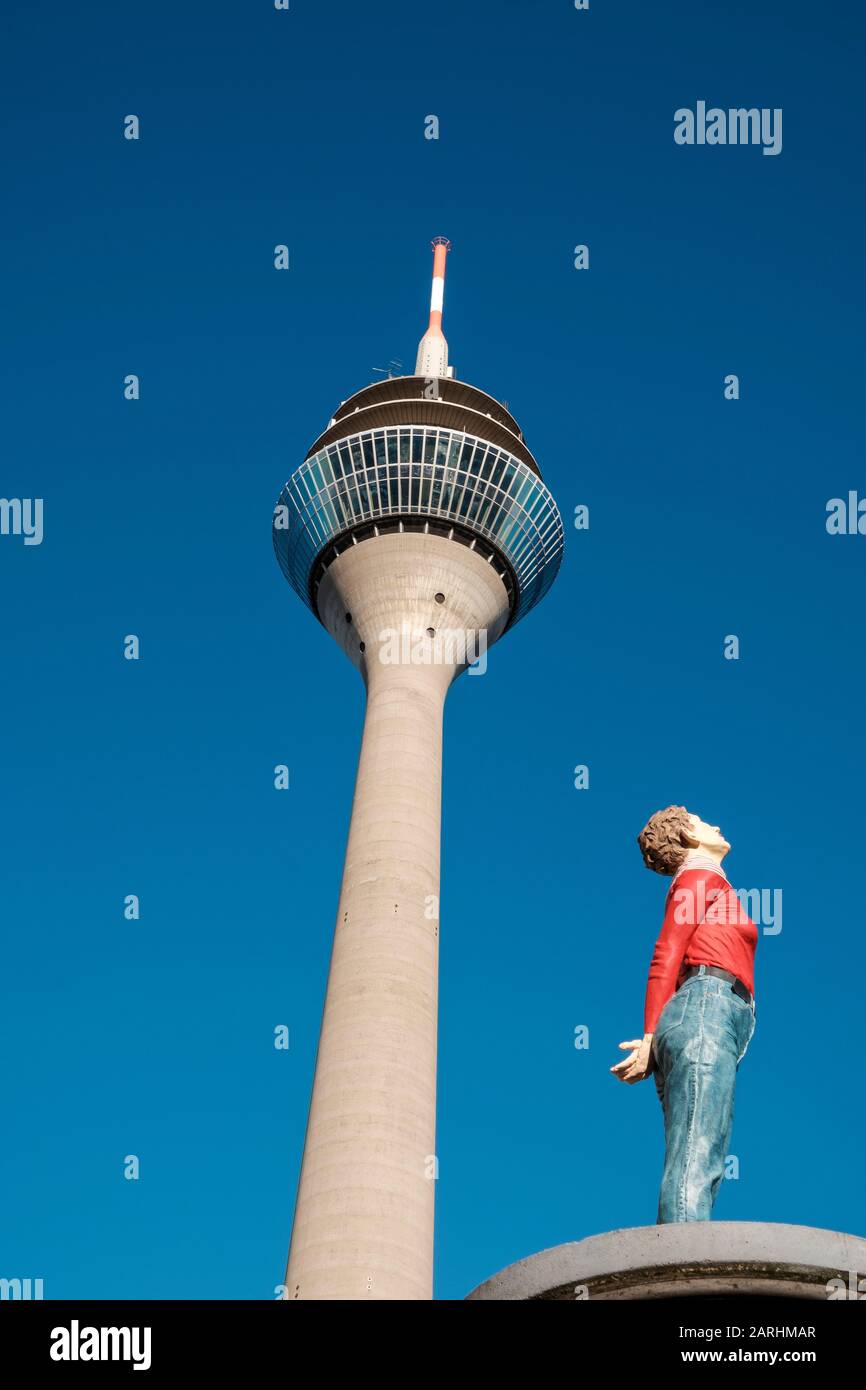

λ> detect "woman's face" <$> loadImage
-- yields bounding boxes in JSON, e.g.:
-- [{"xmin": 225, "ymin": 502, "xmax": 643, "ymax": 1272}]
[{"xmin": 688, "ymin": 812, "xmax": 731, "ymax": 856}]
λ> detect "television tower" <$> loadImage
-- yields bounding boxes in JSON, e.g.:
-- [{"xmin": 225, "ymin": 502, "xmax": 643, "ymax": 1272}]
[{"xmin": 274, "ymin": 239, "xmax": 563, "ymax": 1300}]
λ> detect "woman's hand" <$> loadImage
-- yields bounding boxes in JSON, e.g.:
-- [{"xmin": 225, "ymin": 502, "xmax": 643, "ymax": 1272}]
[{"xmin": 610, "ymin": 1034, "xmax": 654, "ymax": 1084}]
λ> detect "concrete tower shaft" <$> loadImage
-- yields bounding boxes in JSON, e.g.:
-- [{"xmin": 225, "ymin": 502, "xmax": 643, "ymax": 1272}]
[{"xmin": 286, "ymin": 535, "xmax": 509, "ymax": 1300}]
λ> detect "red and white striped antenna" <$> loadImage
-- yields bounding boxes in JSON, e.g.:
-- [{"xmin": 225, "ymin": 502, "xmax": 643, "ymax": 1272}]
[{"xmin": 415, "ymin": 237, "xmax": 453, "ymax": 379}]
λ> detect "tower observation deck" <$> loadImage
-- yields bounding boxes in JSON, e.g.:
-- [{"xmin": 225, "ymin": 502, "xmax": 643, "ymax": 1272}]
[
  {"xmin": 274, "ymin": 241, "xmax": 563, "ymax": 1301},
  {"xmin": 274, "ymin": 366, "xmax": 562, "ymax": 634}
]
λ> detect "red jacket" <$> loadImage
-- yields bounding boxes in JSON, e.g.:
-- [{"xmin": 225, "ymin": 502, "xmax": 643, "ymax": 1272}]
[{"xmin": 644, "ymin": 867, "xmax": 757, "ymax": 1034}]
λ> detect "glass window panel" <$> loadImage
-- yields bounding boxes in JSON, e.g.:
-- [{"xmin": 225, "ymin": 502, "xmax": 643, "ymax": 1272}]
[
  {"xmin": 344, "ymin": 477, "xmax": 361, "ymax": 520},
  {"xmin": 479, "ymin": 495, "xmax": 503, "ymax": 533},
  {"xmin": 489, "ymin": 453, "xmax": 507, "ymax": 489},
  {"xmin": 452, "ymin": 468, "xmax": 472, "ymax": 517},
  {"xmin": 526, "ymin": 490, "xmax": 549, "ymax": 521},
  {"xmin": 495, "ymin": 508, "xmax": 522, "ymax": 551},
  {"xmin": 476, "ymin": 483, "xmax": 499, "ymax": 531},
  {"xmin": 457, "ymin": 477, "xmax": 477, "ymax": 518},
  {"xmin": 358, "ymin": 457, "xmax": 375, "ymax": 517},
  {"xmin": 420, "ymin": 463, "xmax": 434, "ymax": 511},
  {"xmin": 473, "ymin": 445, "xmax": 493, "ymax": 482},
  {"xmin": 366, "ymin": 474, "xmax": 379, "ymax": 518},
  {"xmin": 294, "ymin": 470, "xmax": 313, "ymax": 504},
  {"xmin": 439, "ymin": 469, "xmax": 456, "ymax": 514},
  {"xmin": 464, "ymin": 478, "xmax": 487, "ymax": 523},
  {"xmin": 514, "ymin": 476, "xmax": 534, "ymax": 508},
  {"xmin": 333, "ymin": 496, "xmax": 349, "ymax": 531}
]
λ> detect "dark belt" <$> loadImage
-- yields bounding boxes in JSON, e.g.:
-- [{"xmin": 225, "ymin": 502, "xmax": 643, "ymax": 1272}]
[{"xmin": 682, "ymin": 964, "xmax": 752, "ymax": 1005}]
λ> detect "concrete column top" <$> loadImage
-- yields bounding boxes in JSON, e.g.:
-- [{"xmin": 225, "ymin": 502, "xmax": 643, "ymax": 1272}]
[{"xmin": 465, "ymin": 1223, "xmax": 866, "ymax": 1300}]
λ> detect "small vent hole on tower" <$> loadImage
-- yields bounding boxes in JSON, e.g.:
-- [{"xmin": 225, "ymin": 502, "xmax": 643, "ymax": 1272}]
[
  {"xmin": 343, "ymin": 911, "xmax": 348, "ymax": 924},
  {"xmin": 426, "ymin": 627, "xmax": 435, "ymax": 638},
  {"xmin": 359, "ymin": 641, "xmax": 366, "ymax": 653},
  {"xmin": 434, "ymin": 592, "xmax": 445, "ymax": 604},
  {"xmin": 344, "ymin": 612, "xmax": 352, "ymax": 623},
  {"xmin": 394, "ymin": 903, "xmax": 399, "ymax": 914}
]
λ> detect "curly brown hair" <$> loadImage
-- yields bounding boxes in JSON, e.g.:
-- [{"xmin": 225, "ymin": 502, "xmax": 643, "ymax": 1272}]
[{"xmin": 637, "ymin": 805, "xmax": 694, "ymax": 876}]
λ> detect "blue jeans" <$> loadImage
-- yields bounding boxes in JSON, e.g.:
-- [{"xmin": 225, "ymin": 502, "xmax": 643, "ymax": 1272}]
[{"xmin": 652, "ymin": 967, "xmax": 756, "ymax": 1223}]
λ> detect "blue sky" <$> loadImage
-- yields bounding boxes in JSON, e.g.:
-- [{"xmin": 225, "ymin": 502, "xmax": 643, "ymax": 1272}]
[{"xmin": 2, "ymin": 0, "xmax": 864, "ymax": 1300}]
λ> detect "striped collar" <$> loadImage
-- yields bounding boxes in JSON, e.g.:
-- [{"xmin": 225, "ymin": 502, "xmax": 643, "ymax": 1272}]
[{"xmin": 672, "ymin": 852, "xmax": 731, "ymax": 886}]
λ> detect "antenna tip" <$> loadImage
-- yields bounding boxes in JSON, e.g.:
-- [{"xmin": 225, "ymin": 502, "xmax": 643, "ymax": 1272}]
[{"xmin": 431, "ymin": 236, "xmax": 452, "ymax": 251}]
